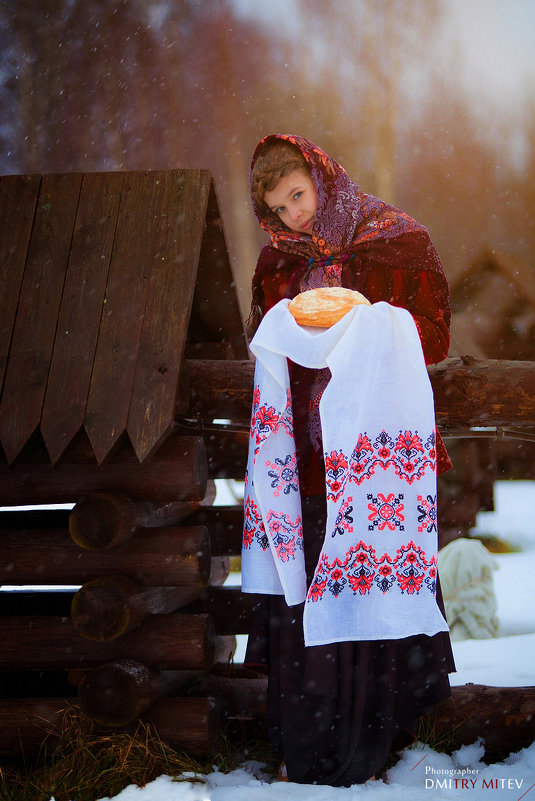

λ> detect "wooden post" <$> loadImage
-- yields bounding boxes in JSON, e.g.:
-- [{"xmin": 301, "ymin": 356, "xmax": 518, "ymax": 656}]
[{"xmin": 69, "ymin": 491, "xmax": 200, "ymax": 550}]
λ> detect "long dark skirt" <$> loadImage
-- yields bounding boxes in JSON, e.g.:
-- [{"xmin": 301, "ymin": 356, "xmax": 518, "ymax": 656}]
[{"xmin": 244, "ymin": 494, "xmax": 456, "ymax": 786}]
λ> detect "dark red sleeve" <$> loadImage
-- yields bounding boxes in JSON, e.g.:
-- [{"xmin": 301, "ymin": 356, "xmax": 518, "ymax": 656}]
[
  {"xmin": 392, "ymin": 267, "xmax": 450, "ymax": 365},
  {"xmin": 360, "ymin": 234, "xmax": 451, "ymax": 365}
]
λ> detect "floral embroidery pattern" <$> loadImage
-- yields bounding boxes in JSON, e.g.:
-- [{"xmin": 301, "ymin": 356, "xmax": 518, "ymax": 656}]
[
  {"xmin": 243, "ymin": 497, "xmax": 268, "ymax": 551},
  {"xmin": 325, "ymin": 450, "xmax": 349, "ymax": 501},
  {"xmin": 331, "ymin": 496, "xmax": 354, "ymax": 537},
  {"xmin": 367, "ymin": 492, "xmax": 405, "ymax": 531},
  {"xmin": 250, "ymin": 386, "xmax": 293, "ymax": 456},
  {"xmin": 417, "ymin": 494, "xmax": 437, "ymax": 533},
  {"xmin": 307, "ymin": 540, "xmax": 436, "ymax": 602},
  {"xmin": 349, "ymin": 433, "xmax": 375, "ymax": 483},
  {"xmin": 266, "ymin": 453, "xmax": 299, "ymax": 496},
  {"xmin": 266, "ymin": 510, "xmax": 303, "ymax": 563},
  {"xmin": 325, "ymin": 429, "xmax": 436, "ymax": 495}
]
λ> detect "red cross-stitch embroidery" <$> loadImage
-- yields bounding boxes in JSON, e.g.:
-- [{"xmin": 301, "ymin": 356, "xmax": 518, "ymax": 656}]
[
  {"xmin": 243, "ymin": 496, "xmax": 268, "ymax": 551},
  {"xmin": 331, "ymin": 496, "xmax": 354, "ymax": 537},
  {"xmin": 307, "ymin": 540, "xmax": 436, "ymax": 602},
  {"xmin": 417, "ymin": 494, "xmax": 437, "ymax": 533},
  {"xmin": 265, "ymin": 453, "xmax": 299, "ymax": 496},
  {"xmin": 250, "ymin": 386, "xmax": 293, "ymax": 455},
  {"xmin": 367, "ymin": 492, "xmax": 405, "ymax": 531},
  {"xmin": 325, "ymin": 450, "xmax": 349, "ymax": 501},
  {"xmin": 326, "ymin": 429, "xmax": 436, "ymax": 492},
  {"xmin": 266, "ymin": 510, "xmax": 303, "ymax": 563}
]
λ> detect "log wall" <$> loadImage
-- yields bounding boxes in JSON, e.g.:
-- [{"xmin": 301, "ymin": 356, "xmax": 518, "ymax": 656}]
[{"xmin": 2, "ymin": 171, "xmax": 534, "ymax": 762}]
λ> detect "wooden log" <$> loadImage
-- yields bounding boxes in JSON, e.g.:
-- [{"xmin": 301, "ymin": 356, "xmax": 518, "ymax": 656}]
[
  {"xmin": 182, "ymin": 357, "xmax": 535, "ymax": 429},
  {"xmin": 193, "ymin": 668, "xmax": 268, "ymax": 719},
  {"xmin": 0, "ymin": 614, "xmax": 215, "ymax": 670},
  {"xmin": 203, "ymin": 426, "xmax": 249, "ymax": 479},
  {"xmin": 0, "ymin": 698, "xmax": 73, "ymax": 756},
  {"xmin": 421, "ymin": 684, "xmax": 535, "ymax": 758},
  {"xmin": 208, "ymin": 556, "xmax": 231, "ymax": 587},
  {"xmin": 186, "ymin": 505, "xmax": 243, "ymax": 555},
  {"xmin": 213, "ymin": 635, "xmax": 237, "ymax": 666},
  {"xmin": 78, "ymin": 658, "xmax": 199, "ymax": 726},
  {"xmin": 185, "ymin": 359, "xmax": 253, "ymax": 425},
  {"xmin": 192, "ymin": 180, "xmax": 249, "ymax": 361},
  {"xmin": 71, "ymin": 576, "xmax": 206, "ymax": 641},
  {"xmin": 142, "ymin": 696, "xmax": 220, "ymax": 756},
  {"xmin": 69, "ymin": 491, "xmax": 199, "ymax": 550},
  {"xmin": 0, "ymin": 433, "xmax": 207, "ymax": 506},
  {"xmin": 0, "ymin": 526, "xmax": 211, "ymax": 587},
  {"xmin": 0, "ymin": 697, "xmax": 219, "ymax": 757}
]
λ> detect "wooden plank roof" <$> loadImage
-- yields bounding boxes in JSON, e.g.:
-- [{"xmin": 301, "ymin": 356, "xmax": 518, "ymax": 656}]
[{"xmin": 0, "ymin": 169, "xmax": 248, "ymax": 466}]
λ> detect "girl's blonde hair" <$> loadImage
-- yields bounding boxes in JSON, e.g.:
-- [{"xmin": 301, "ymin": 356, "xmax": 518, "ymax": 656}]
[{"xmin": 251, "ymin": 139, "xmax": 310, "ymax": 209}]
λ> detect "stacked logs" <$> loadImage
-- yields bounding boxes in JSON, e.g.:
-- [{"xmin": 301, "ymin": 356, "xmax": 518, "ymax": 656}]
[
  {"xmin": 0, "ymin": 485, "xmax": 237, "ymax": 756},
  {"xmin": 2, "ymin": 355, "xmax": 535, "ymax": 759}
]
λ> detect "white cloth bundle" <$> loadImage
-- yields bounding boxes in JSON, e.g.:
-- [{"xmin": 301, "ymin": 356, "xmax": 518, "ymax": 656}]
[
  {"xmin": 439, "ymin": 537, "xmax": 499, "ymax": 640},
  {"xmin": 242, "ymin": 299, "xmax": 449, "ymax": 646}
]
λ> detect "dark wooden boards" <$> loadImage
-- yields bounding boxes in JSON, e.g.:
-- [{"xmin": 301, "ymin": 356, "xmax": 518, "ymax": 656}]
[
  {"xmin": 41, "ymin": 172, "xmax": 125, "ymax": 463},
  {"xmin": 0, "ymin": 174, "xmax": 41, "ymax": 391},
  {"xmin": 0, "ymin": 169, "xmax": 247, "ymax": 466},
  {"xmin": 126, "ymin": 170, "xmax": 211, "ymax": 462},
  {"xmin": 188, "ymin": 180, "xmax": 248, "ymax": 361},
  {"xmin": 0, "ymin": 173, "xmax": 82, "ymax": 463}
]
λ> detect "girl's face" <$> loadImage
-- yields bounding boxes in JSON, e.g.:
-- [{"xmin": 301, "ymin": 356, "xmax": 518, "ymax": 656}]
[{"xmin": 264, "ymin": 167, "xmax": 317, "ymax": 234}]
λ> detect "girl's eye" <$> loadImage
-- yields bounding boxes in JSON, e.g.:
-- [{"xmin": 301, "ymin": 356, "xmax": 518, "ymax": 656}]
[
  {"xmin": 276, "ymin": 206, "xmax": 285, "ymax": 215},
  {"xmin": 293, "ymin": 191, "xmax": 302, "ymax": 201}
]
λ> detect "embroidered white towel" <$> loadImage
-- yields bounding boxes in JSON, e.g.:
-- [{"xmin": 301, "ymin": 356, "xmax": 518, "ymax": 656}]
[{"xmin": 242, "ymin": 299, "xmax": 449, "ymax": 646}]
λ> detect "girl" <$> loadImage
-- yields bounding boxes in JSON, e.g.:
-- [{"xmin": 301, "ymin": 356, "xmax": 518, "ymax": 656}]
[{"xmin": 243, "ymin": 133, "xmax": 455, "ymax": 786}]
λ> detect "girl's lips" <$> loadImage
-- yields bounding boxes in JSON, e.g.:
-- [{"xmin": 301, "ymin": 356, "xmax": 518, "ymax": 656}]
[{"xmin": 301, "ymin": 218, "xmax": 313, "ymax": 231}]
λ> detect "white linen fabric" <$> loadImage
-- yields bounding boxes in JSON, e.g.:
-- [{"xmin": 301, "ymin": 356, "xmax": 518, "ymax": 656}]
[{"xmin": 241, "ymin": 299, "xmax": 449, "ymax": 646}]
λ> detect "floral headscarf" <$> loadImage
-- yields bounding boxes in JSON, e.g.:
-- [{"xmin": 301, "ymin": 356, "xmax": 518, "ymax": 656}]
[{"xmin": 250, "ymin": 133, "xmax": 426, "ymax": 261}]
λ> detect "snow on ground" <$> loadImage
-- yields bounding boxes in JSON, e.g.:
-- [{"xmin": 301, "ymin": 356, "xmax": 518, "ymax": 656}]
[
  {"xmin": 89, "ymin": 740, "xmax": 535, "ymax": 800},
  {"xmin": 59, "ymin": 481, "xmax": 535, "ymax": 799}
]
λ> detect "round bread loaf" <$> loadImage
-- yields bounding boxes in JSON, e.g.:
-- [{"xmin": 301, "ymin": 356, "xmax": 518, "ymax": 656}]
[{"xmin": 288, "ymin": 287, "xmax": 371, "ymax": 327}]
